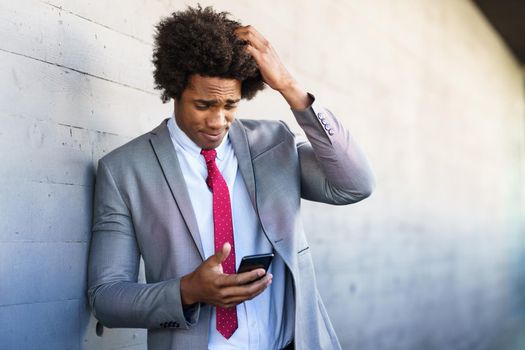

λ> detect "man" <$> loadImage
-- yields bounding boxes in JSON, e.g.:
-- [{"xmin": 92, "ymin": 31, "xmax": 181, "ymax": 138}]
[{"xmin": 88, "ymin": 6, "xmax": 374, "ymax": 350}]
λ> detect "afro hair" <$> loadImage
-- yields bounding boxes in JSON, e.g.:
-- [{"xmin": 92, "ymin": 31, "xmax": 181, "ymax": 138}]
[{"xmin": 152, "ymin": 5, "xmax": 265, "ymax": 103}]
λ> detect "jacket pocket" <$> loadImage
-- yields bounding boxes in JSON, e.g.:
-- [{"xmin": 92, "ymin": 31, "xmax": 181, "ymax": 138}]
[{"xmin": 252, "ymin": 140, "xmax": 286, "ymax": 161}]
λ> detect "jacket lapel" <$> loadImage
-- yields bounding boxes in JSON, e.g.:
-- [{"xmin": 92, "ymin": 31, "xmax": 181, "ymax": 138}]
[
  {"xmin": 229, "ymin": 120, "xmax": 290, "ymax": 263},
  {"xmin": 229, "ymin": 120, "xmax": 257, "ymax": 210},
  {"xmin": 149, "ymin": 119, "xmax": 205, "ymax": 261}
]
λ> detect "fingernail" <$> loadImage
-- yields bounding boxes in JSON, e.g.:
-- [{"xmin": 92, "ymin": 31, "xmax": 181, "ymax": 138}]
[{"xmin": 258, "ymin": 270, "xmax": 265, "ymax": 277}]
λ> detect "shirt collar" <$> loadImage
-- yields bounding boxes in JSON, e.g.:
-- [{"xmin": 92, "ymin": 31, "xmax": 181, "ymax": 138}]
[{"xmin": 167, "ymin": 114, "xmax": 230, "ymax": 160}]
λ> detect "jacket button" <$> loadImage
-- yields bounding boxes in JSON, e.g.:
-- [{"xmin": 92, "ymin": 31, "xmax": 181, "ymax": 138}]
[{"xmin": 328, "ymin": 129, "xmax": 335, "ymax": 135}]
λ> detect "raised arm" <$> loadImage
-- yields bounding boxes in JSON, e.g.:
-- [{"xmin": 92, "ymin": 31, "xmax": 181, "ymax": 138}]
[
  {"xmin": 292, "ymin": 99, "xmax": 375, "ymax": 204},
  {"xmin": 235, "ymin": 25, "xmax": 375, "ymax": 204}
]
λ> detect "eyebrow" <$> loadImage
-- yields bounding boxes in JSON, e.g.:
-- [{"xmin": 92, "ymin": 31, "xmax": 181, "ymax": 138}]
[{"xmin": 192, "ymin": 98, "xmax": 241, "ymax": 105}]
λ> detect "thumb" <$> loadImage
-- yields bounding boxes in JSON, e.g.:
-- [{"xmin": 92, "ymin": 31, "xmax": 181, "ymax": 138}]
[{"xmin": 213, "ymin": 242, "xmax": 231, "ymax": 265}]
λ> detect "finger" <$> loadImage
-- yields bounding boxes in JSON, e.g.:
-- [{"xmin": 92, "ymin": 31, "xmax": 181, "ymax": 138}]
[
  {"xmin": 219, "ymin": 287, "xmax": 269, "ymax": 308},
  {"xmin": 220, "ymin": 267, "xmax": 266, "ymax": 287},
  {"xmin": 228, "ymin": 273, "xmax": 273, "ymax": 299},
  {"xmin": 239, "ymin": 32, "xmax": 267, "ymax": 53},
  {"xmin": 235, "ymin": 26, "xmax": 269, "ymax": 52},
  {"xmin": 242, "ymin": 44, "xmax": 261, "ymax": 61},
  {"xmin": 213, "ymin": 242, "xmax": 231, "ymax": 265},
  {"xmin": 221, "ymin": 274, "xmax": 273, "ymax": 305},
  {"xmin": 238, "ymin": 268, "xmax": 267, "ymax": 284},
  {"xmin": 235, "ymin": 25, "xmax": 267, "ymax": 44},
  {"xmin": 242, "ymin": 273, "xmax": 272, "ymax": 299}
]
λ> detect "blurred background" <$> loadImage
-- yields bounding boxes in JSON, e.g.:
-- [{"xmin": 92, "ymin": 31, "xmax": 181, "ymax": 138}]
[{"xmin": 1, "ymin": 0, "xmax": 524, "ymax": 349}]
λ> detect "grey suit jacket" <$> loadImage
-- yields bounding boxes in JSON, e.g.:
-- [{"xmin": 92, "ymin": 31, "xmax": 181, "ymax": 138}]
[{"xmin": 88, "ymin": 99, "xmax": 375, "ymax": 349}]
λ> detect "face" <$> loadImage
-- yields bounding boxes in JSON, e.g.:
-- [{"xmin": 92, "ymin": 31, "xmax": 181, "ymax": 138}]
[{"xmin": 174, "ymin": 74, "xmax": 242, "ymax": 150}]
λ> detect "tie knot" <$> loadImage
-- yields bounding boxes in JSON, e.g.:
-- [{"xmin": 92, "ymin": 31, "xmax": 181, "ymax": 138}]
[{"xmin": 201, "ymin": 149, "xmax": 217, "ymax": 163}]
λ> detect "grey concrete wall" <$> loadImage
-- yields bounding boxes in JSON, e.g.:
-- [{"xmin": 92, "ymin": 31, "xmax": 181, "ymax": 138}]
[{"xmin": 1, "ymin": 1, "xmax": 523, "ymax": 349}]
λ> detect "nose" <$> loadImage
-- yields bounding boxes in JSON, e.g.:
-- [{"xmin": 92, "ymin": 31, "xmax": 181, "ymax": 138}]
[{"xmin": 206, "ymin": 108, "xmax": 227, "ymax": 130}]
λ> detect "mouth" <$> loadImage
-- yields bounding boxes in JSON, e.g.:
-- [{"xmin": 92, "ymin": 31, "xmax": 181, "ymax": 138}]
[{"xmin": 200, "ymin": 130, "xmax": 225, "ymax": 143}]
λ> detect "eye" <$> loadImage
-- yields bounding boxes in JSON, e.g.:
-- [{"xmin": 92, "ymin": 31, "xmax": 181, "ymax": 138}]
[
  {"xmin": 195, "ymin": 104, "xmax": 209, "ymax": 110},
  {"xmin": 225, "ymin": 104, "xmax": 238, "ymax": 110}
]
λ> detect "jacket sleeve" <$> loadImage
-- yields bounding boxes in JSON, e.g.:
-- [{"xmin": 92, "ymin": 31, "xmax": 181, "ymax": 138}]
[
  {"xmin": 291, "ymin": 96, "xmax": 375, "ymax": 204},
  {"xmin": 87, "ymin": 159, "xmax": 200, "ymax": 330}
]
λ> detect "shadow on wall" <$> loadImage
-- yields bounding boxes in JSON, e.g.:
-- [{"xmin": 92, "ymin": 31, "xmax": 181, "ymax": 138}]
[
  {"xmin": 486, "ymin": 317, "xmax": 525, "ymax": 350},
  {"xmin": 486, "ymin": 246, "xmax": 525, "ymax": 350}
]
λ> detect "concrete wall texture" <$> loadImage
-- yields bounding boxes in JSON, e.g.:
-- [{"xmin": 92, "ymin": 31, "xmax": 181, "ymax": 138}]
[{"xmin": 1, "ymin": 0, "xmax": 524, "ymax": 349}]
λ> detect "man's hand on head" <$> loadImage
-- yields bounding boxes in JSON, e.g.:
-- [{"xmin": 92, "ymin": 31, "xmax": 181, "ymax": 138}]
[
  {"xmin": 235, "ymin": 25, "xmax": 312, "ymax": 110},
  {"xmin": 180, "ymin": 243, "xmax": 273, "ymax": 309}
]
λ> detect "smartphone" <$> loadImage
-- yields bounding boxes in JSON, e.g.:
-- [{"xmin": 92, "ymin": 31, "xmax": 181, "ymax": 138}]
[{"xmin": 237, "ymin": 253, "xmax": 274, "ymax": 274}]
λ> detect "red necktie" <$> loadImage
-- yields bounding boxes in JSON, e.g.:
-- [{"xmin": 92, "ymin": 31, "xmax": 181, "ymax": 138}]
[{"xmin": 201, "ymin": 149, "xmax": 238, "ymax": 339}]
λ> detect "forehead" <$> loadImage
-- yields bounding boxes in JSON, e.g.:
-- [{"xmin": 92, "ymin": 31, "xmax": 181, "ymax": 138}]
[{"xmin": 185, "ymin": 74, "xmax": 241, "ymax": 99}]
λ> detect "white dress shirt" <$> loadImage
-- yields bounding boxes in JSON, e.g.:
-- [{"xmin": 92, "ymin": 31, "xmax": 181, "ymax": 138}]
[{"xmin": 167, "ymin": 116, "xmax": 292, "ymax": 350}]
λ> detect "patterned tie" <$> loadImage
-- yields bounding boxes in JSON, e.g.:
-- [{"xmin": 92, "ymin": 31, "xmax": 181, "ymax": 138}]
[{"xmin": 201, "ymin": 148, "xmax": 238, "ymax": 339}]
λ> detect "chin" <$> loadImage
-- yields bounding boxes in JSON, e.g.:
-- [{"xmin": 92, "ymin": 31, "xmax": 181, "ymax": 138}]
[
  {"xmin": 198, "ymin": 141, "xmax": 217, "ymax": 150},
  {"xmin": 200, "ymin": 137, "xmax": 225, "ymax": 150}
]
